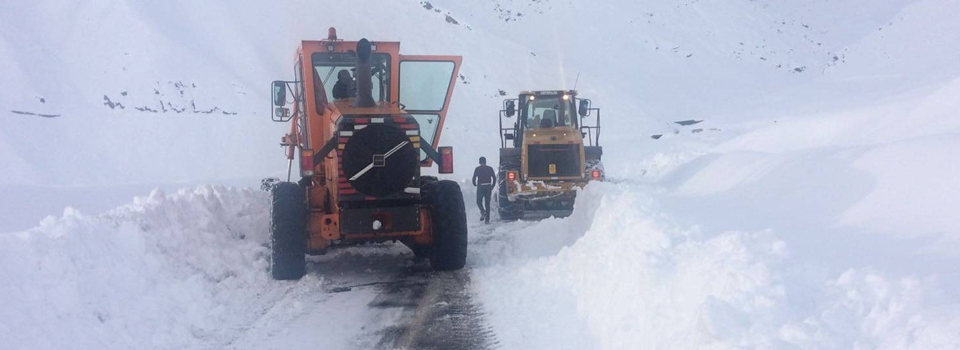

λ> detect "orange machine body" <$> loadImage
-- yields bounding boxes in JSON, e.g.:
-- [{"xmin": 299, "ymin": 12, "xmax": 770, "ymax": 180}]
[{"xmin": 278, "ymin": 31, "xmax": 461, "ymax": 252}]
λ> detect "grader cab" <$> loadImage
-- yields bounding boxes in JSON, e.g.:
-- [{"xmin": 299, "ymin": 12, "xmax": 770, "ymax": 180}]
[
  {"xmin": 497, "ymin": 90, "xmax": 604, "ymax": 220},
  {"xmin": 267, "ymin": 28, "xmax": 466, "ymax": 280}
]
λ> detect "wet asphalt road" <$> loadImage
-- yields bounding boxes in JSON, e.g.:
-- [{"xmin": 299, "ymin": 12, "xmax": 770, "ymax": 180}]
[{"xmin": 313, "ymin": 249, "xmax": 495, "ymax": 350}]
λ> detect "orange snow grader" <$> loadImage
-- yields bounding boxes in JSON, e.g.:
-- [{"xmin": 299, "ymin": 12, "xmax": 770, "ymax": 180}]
[{"xmin": 266, "ymin": 28, "xmax": 466, "ymax": 279}]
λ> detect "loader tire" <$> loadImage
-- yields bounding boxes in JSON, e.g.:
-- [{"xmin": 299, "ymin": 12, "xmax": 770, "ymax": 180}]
[
  {"xmin": 423, "ymin": 180, "xmax": 468, "ymax": 271},
  {"xmin": 269, "ymin": 182, "xmax": 307, "ymax": 280}
]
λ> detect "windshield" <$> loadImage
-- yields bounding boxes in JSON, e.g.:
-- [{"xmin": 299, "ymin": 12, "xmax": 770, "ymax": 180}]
[
  {"xmin": 523, "ymin": 95, "xmax": 576, "ymax": 129},
  {"xmin": 312, "ymin": 52, "xmax": 391, "ymax": 107}
]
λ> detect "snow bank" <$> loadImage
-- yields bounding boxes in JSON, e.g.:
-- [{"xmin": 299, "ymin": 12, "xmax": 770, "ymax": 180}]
[
  {"xmin": 781, "ymin": 269, "xmax": 960, "ymax": 349},
  {"xmin": 475, "ymin": 183, "xmax": 960, "ymax": 349},
  {"xmin": 659, "ymin": 74, "xmax": 960, "ymax": 253},
  {"xmin": 0, "ymin": 186, "xmax": 313, "ymax": 350}
]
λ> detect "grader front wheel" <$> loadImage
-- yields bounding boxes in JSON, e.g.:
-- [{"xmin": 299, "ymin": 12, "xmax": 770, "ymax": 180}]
[{"xmin": 269, "ymin": 182, "xmax": 307, "ymax": 280}]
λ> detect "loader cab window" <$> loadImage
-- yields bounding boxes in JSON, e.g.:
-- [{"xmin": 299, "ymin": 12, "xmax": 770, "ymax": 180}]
[
  {"xmin": 522, "ymin": 95, "xmax": 577, "ymax": 130},
  {"xmin": 312, "ymin": 52, "xmax": 391, "ymax": 109}
]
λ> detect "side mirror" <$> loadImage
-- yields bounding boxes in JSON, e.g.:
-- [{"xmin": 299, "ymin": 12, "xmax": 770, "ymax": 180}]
[
  {"xmin": 505, "ymin": 100, "xmax": 516, "ymax": 117},
  {"xmin": 578, "ymin": 99, "xmax": 591, "ymax": 117},
  {"xmin": 272, "ymin": 81, "xmax": 287, "ymax": 106},
  {"xmin": 504, "ymin": 133, "xmax": 515, "ymax": 140}
]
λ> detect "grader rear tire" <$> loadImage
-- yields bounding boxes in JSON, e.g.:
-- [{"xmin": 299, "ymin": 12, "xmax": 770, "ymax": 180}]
[{"xmin": 423, "ymin": 180, "xmax": 468, "ymax": 271}]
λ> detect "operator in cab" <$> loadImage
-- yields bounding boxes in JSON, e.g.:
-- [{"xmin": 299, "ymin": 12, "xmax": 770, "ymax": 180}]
[
  {"xmin": 473, "ymin": 157, "xmax": 496, "ymax": 224},
  {"xmin": 332, "ymin": 69, "xmax": 355, "ymax": 100}
]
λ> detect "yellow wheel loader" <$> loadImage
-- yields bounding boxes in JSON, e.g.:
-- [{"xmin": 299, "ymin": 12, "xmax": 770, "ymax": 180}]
[{"xmin": 496, "ymin": 90, "xmax": 604, "ymax": 220}]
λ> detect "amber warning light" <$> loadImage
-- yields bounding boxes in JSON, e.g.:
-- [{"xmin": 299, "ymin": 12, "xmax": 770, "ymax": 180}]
[{"xmin": 439, "ymin": 146, "xmax": 454, "ymax": 174}]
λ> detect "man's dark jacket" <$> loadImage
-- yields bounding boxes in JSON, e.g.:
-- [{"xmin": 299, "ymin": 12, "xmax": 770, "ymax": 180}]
[{"xmin": 473, "ymin": 165, "xmax": 496, "ymax": 186}]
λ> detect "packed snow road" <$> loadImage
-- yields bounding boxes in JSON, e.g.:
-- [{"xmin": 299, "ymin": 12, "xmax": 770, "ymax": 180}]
[{"xmin": 229, "ymin": 242, "xmax": 495, "ymax": 350}]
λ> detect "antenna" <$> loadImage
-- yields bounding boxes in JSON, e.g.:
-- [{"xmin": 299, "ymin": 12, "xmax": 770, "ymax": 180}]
[{"xmin": 572, "ymin": 71, "xmax": 581, "ymax": 91}]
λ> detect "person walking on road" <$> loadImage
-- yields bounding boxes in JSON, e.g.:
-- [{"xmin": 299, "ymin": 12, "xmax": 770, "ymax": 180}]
[{"xmin": 473, "ymin": 157, "xmax": 496, "ymax": 224}]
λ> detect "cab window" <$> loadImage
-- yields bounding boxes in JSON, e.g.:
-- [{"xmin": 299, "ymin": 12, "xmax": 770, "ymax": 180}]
[
  {"xmin": 312, "ymin": 52, "xmax": 391, "ymax": 110},
  {"xmin": 399, "ymin": 61, "xmax": 455, "ymax": 111},
  {"xmin": 523, "ymin": 95, "xmax": 576, "ymax": 129},
  {"xmin": 410, "ymin": 113, "xmax": 440, "ymax": 161},
  {"xmin": 399, "ymin": 60, "xmax": 456, "ymax": 160}
]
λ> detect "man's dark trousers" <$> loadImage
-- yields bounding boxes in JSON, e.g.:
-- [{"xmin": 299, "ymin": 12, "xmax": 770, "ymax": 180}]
[{"xmin": 477, "ymin": 184, "xmax": 493, "ymax": 223}]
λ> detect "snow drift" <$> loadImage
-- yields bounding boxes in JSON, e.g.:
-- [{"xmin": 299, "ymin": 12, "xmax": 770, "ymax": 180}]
[
  {"xmin": 0, "ymin": 186, "xmax": 304, "ymax": 349},
  {"xmin": 474, "ymin": 183, "xmax": 960, "ymax": 349}
]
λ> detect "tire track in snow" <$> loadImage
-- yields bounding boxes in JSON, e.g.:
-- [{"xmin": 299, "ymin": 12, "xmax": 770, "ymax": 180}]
[{"xmin": 369, "ymin": 269, "xmax": 494, "ymax": 350}]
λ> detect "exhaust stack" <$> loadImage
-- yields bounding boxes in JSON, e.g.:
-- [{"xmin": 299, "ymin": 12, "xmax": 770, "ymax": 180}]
[{"xmin": 353, "ymin": 39, "xmax": 377, "ymax": 108}]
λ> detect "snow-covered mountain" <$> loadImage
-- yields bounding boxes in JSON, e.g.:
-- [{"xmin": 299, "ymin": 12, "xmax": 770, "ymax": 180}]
[
  {"xmin": 6, "ymin": 0, "xmax": 957, "ymax": 188},
  {"xmin": 2, "ymin": 0, "xmax": 959, "ymax": 349}
]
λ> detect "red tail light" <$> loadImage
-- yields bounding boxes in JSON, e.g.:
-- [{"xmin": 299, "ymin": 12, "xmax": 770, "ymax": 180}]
[
  {"xmin": 439, "ymin": 146, "xmax": 454, "ymax": 174},
  {"xmin": 301, "ymin": 149, "xmax": 315, "ymax": 176},
  {"xmin": 590, "ymin": 169, "xmax": 601, "ymax": 180},
  {"xmin": 507, "ymin": 171, "xmax": 517, "ymax": 181}
]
